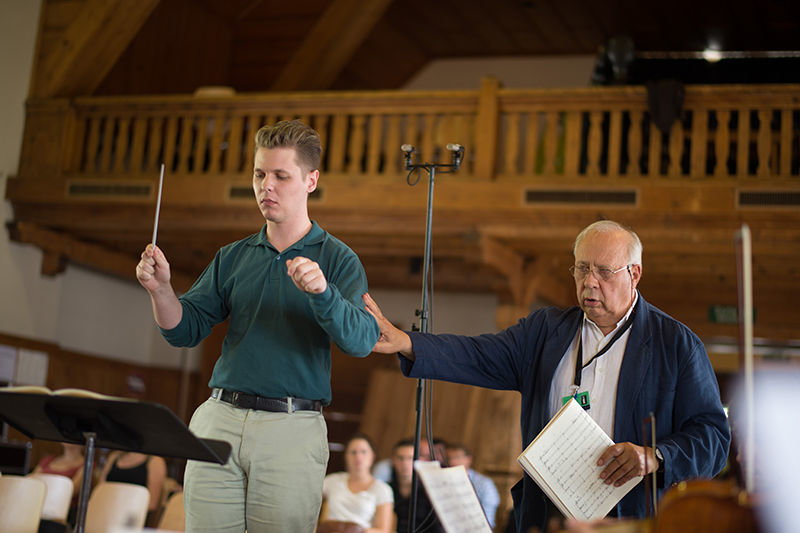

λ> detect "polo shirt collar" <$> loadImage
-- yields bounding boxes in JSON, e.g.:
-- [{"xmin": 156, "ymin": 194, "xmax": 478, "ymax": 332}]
[{"xmin": 248, "ymin": 221, "xmax": 326, "ymax": 250}]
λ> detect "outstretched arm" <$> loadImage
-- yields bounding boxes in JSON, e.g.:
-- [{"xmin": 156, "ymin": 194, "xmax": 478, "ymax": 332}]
[
  {"xmin": 363, "ymin": 293, "xmax": 414, "ymax": 359},
  {"xmin": 135, "ymin": 244, "xmax": 182, "ymax": 329}
]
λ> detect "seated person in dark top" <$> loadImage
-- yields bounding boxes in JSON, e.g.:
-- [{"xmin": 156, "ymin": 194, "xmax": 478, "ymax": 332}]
[
  {"xmin": 98, "ymin": 450, "xmax": 167, "ymax": 523},
  {"xmin": 388, "ymin": 439, "xmax": 444, "ymax": 533}
]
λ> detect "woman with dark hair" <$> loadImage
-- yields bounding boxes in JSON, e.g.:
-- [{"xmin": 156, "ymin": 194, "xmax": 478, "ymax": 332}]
[{"xmin": 319, "ymin": 433, "xmax": 393, "ymax": 533}]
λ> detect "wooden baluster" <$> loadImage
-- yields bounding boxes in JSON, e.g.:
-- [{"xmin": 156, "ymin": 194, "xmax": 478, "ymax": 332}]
[
  {"xmin": 648, "ymin": 120, "xmax": 662, "ymax": 177},
  {"xmin": 177, "ymin": 115, "xmax": 194, "ymax": 174},
  {"xmin": 314, "ymin": 115, "xmax": 330, "ymax": 171},
  {"xmin": 208, "ymin": 112, "xmax": 225, "ymax": 174},
  {"xmin": 691, "ymin": 109, "xmax": 708, "ymax": 178},
  {"xmin": 129, "ymin": 116, "xmax": 148, "ymax": 174},
  {"xmin": 564, "ymin": 111, "xmax": 581, "ymax": 176},
  {"xmin": 523, "ymin": 111, "xmax": 539, "ymax": 175},
  {"xmin": 436, "ymin": 113, "xmax": 452, "ymax": 154},
  {"xmin": 162, "ymin": 115, "xmax": 178, "ymax": 173},
  {"xmin": 193, "ymin": 115, "xmax": 209, "ymax": 174},
  {"xmin": 146, "ymin": 116, "xmax": 164, "ymax": 172},
  {"xmin": 627, "ymin": 110, "xmax": 643, "ymax": 177},
  {"xmin": 63, "ymin": 108, "xmax": 85, "ymax": 173},
  {"xmin": 367, "ymin": 114, "xmax": 383, "ymax": 176},
  {"xmin": 112, "ymin": 116, "xmax": 131, "ymax": 174},
  {"xmin": 242, "ymin": 114, "xmax": 260, "ymax": 171},
  {"xmin": 329, "ymin": 114, "xmax": 348, "ymax": 173},
  {"xmin": 99, "ymin": 116, "xmax": 116, "ymax": 173},
  {"xmin": 453, "ymin": 113, "xmax": 476, "ymax": 176},
  {"xmin": 421, "ymin": 113, "xmax": 436, "ymax": 163},
  {"xmin": 780, "ymin": 109, "xmax": 792, "ymax": 176},
  {"xmin": 714, "ymin": 111, "xmax": 731, "ymax": 178},
  {"xmin": 607, "ymin": 110, "xmax": 622, "ymax": 177},
  {"xmin": 225, "ymin": 115, "xmax": 244, "ymax": 174},
  {"xmin": 586, "ymin": 111, "xmax": 602, "ymax": 176},
  {"xmin": 737, "ymin": 110, "xmax": 751, "ymax": 177},
  {"xmin": 756, "ymin": 110, "xmax": 772, "ymax": 177},
  {"xmin": 544, "ymin": 111, "xmax": 558, "ymax": 175},
  {"xmin": 403, "ymin": 114, "xmax": 418, "ymax": 161},
  {"xmin": 668, "ymin": 118, "xmax": 684, "ymax": 177},
  {"xmin": 84, "ymin": 116, "xmax": 101, "ymax": 173},
  {"xmin": 347, "ymin": 114, "xmax": 366, "ymax": 174},
  {"xmin": 384, "ymin": 115, "xmax": 401, "ymax": 175},
  {"xmin": 505, "ymin": 112, "xmax": 520, "ymax": 176}
]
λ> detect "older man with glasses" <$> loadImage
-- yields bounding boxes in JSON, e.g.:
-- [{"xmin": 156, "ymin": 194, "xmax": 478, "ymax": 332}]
[{"xmin": 363, "ymin": 220, "xmax": 730, "ymax": 533}]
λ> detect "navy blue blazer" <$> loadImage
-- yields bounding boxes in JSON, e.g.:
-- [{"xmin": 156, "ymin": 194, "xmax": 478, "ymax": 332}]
[{"xmin": 401, "ymin": 294, "xmax": 730, "ymax": 532}]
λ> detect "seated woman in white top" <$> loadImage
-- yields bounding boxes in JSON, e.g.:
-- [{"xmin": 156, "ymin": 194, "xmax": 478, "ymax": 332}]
[{"xmin": 319, "ymin": 433, "xmax": 394, "ymax": 533}]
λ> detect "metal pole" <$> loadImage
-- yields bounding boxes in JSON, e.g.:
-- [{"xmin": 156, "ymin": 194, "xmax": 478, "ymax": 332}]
[
  {"xmin": 74, "ymin": 432, "xmax": 97, "ymax": 533},
  {"xmin": 409, "ymin": 165, "xmax": 436, "ymax": 532}
]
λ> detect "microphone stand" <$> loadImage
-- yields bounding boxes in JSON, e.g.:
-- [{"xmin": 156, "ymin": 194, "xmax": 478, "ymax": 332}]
[{"xmin": 401, "ymin": 143, "xmax": 464, "ymax": 532}]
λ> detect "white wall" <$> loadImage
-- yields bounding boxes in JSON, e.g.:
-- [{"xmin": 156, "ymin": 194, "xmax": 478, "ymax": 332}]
[
  {"xmin": 0, "ymin": 0, "xmax": 61, "ymax": 342},
  {"xmin": 403, "ymin": 55, "xmax": 596, "ymax": 90},
  {"xmin": 369, "ymin": 290, "xmax": 498, "ymax": 336},
  {"xmin": 0, "ymin": 0, "xmax": 195, "ymax": 369}
]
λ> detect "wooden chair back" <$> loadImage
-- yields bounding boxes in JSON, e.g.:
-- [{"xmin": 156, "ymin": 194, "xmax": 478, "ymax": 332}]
[
  {"xmin": 28, "ymin": 473, "xmax": 73, "ymax": 522},
  {"xmin": 0, "ymin": 475, "xmax": 47, "ymax": 533},
  {"xmin": 86, "ymin": 481, "xmax": 149, "ymax": 533},
  {"xmin": 157, "ymin": 491, "xmax": 185, "ymax": 531}
]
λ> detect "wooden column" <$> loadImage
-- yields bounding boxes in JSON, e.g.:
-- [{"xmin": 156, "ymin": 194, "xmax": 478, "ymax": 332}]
[{"xmin": 474, "ymin": 77, "xmax": 501, "ymax": 180}]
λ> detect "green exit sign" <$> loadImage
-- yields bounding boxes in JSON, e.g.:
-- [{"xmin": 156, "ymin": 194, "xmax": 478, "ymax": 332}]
[{"xmin": 708, "ymin": 305, "xmax": 757, "ymax": 324}]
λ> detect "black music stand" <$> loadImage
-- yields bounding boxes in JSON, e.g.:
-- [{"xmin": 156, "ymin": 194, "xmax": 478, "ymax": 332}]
[{"xmin": 0, "ymin": 391, "xmax": 231, "ymax": 533}]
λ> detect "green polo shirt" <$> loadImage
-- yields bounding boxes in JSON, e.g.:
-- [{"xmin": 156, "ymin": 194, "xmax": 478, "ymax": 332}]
[{"xmin": 160, "ymin": 222, "xmax": 379, "ymax": 404}]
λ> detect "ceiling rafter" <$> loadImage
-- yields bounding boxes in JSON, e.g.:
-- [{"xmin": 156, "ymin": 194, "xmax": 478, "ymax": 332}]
[
  {"xmin": 7, "ymin": 221, "xmax": 194, "ymax": 292},
  {"xmin": 271, "ymin": 0, "xmax": 394, "ymax": 90},
  {"xmin": 33, "ymin": 0, "xmax": 161, "ymax": 97}
]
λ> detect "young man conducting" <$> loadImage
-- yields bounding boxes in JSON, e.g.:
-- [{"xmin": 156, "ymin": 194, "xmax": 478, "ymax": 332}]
[{"xmin": 136, "ymin": 120, "xmax": 379, "ymax": 532}]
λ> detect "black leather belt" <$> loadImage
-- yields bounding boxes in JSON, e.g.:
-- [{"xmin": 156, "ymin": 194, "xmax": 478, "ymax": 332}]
[{"xmin": 211, "ymin": 388, "xmax": 323, "ymax": 413}]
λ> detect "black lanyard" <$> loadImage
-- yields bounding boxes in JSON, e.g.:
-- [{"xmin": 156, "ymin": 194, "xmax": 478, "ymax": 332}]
[{"xmin": 573, "ymin": 309, "xmax": 636, "ymax": 388}]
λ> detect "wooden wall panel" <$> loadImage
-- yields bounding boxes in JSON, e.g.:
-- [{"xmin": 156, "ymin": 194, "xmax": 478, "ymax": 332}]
[
  {"xmin": 94, "ymin": 0, "xmax": 233, "ymax": 95},
  {"xmin": 360, "ymin": 368, "xmax": 522, "ymax": 478}
]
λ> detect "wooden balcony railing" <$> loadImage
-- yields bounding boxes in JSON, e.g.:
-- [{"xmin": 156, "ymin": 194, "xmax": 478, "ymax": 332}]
[{"xmin": 18, "ymin": 79, "xmax": 800, "ymax": 183}]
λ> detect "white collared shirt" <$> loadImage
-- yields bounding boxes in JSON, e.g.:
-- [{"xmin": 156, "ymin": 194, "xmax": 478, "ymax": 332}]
[{"xmin": 548, "ymin": 292, "xmax": 639, "ymax": 439}]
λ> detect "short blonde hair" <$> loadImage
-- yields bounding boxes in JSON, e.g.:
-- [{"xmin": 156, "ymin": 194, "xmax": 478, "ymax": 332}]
[{"xmin": 254, "ymin": 120, "xmax": 322, "ymax": 172}]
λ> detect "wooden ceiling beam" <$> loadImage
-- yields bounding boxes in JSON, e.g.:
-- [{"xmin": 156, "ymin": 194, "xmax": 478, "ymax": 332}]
[
  {"xmin": 33, "ymin": 0, "xmax": 161, "ymax": 97},
  {"xmin": 271, "ymin": 0, "xmax": 393, "ymax": 90},
  {"xmin": 7, "ymin": 221, "xmax": 194, "ymax": 292}
]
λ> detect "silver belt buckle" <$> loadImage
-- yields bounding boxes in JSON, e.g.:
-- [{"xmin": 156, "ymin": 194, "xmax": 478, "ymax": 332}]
[{"xmin": 231, "ymin": 391, "xmax": 240, "ymax": 405}]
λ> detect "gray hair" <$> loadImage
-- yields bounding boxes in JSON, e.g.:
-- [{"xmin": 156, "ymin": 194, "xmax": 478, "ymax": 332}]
[{"xmin": 573, "ymin": 220, "xmax": 643, "ymax": 265}]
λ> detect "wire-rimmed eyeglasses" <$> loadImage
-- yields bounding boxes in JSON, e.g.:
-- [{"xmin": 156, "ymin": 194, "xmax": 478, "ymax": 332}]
[{"xmin": 569, "ymin": 264, "xmax": 632, "ymax": 281}]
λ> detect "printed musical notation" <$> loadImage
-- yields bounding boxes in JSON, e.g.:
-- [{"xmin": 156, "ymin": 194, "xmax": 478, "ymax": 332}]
[
  {"xmin": 518, "ymin": 399, "xmax": 641, "ymax": 521},
  {"xmin": 414, "ymin": 461, "xmax": 492, "ymax": 533}
]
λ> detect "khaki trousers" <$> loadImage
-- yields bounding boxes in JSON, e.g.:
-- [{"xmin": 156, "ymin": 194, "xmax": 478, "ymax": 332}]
[{"xmin": 184, "ymin": 397, "xmax": 329, "ymax": 532}]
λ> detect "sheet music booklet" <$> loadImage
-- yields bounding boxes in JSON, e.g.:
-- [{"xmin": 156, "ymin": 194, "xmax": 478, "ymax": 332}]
[
  {"xmin": 517, "ymin": 398, "xmax": 641, "ymax": 521},
  {"xmin": 414, "ymin": 460, "xmax": 492, "ymax": 533}
]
